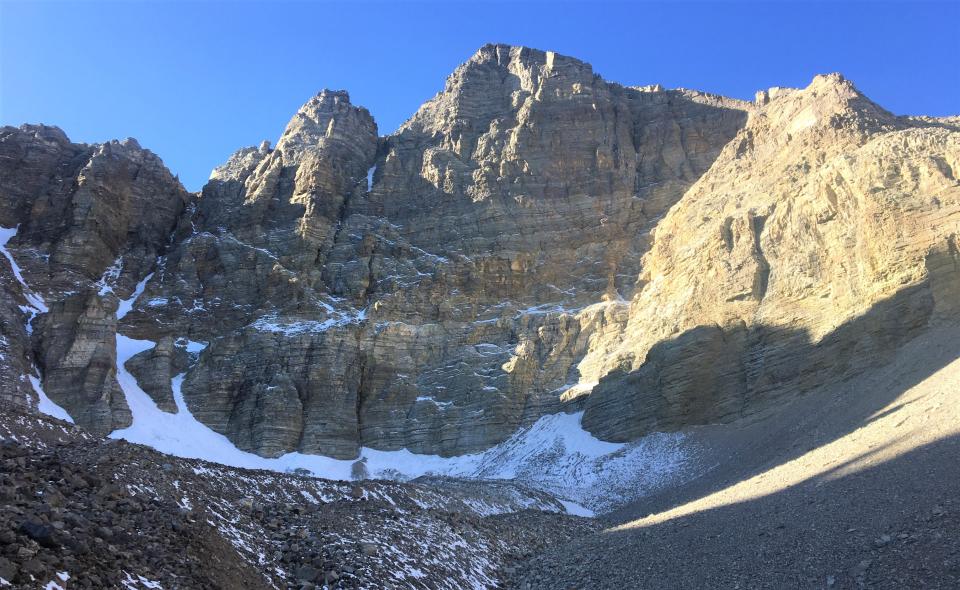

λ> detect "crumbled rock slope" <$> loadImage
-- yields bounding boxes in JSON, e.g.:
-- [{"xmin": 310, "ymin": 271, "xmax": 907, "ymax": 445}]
[
  {"xmin": 0, "ymin": 403, "xmax": 595, "ymax": 589},
  {"xmin": 512, "ymin": 321, "xmax": 960, "ymax": 589}
]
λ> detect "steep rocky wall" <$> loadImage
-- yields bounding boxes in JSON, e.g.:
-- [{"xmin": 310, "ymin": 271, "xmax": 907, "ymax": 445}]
[
  {"xmin": 0, "ymin": 125, "xmax": 189, "ymax": 433},
  {"xmin": 120, "ymin": 45, "xmax": 749, "ymax": 458},
  {"xmin": 581, "ymin": 75, "xmax": 960, "ymax": 439},
  {"xmin": 1, "ymin": 47, "xmax": 956, "ymax": 462}
]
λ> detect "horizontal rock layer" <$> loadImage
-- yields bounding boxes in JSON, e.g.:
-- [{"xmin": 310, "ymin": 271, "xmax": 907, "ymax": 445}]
[
  {"xmin": 0, "ymin": 125, "xmax": 188, "ymax": 433},
  {"xmin": 0, "ymin": 46, "xmax": 957, "ymax": 460}
]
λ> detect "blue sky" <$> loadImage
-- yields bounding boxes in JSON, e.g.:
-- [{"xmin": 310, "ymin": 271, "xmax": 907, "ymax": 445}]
[{"xmin": 2, "ymin": 1, "xmax": 958, "ymax": 191}]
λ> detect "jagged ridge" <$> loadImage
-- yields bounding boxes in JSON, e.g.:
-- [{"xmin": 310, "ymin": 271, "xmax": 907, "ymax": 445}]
[{"xmin": 0, "ymin": 46, "xmax": 957, "ymax": 472}]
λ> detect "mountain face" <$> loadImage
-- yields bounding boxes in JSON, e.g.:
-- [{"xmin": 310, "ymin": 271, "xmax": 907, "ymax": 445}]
[
  {"xmin": 1, "ymin": 45, "xmax": 957, "ymax": 463},
  {"xmin": 0, "ymin": 125, "xmax": 188, "ymax": 430},
  {"xmin": 581, "ymin": 75, "xmax": 960, "ymax": 439}
]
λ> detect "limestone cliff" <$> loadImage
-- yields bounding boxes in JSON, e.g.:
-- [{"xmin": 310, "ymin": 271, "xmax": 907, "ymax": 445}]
[
  {"xmin": 0, "ymin": 125, "xmax": 188, "ymax": 432},
  {"xmin": 1, "ymin": 46, "xmax": 956, "ymax": 461},
  {"xmin": 581, "ymin": 74, "xmax": 960, "ymax": 439},
  {"xmin": 123, "ymin": 44, "xmax": 749, "ymax": 458}
]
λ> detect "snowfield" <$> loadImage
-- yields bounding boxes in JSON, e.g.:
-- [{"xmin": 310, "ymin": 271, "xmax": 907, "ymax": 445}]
[
  {"xmin": 109, "ymin": 329, "xmax": 696, "ymax": 514},
  {"xmin": 20, "ymin": 265, "xmax": 697, "ymax": 516}
]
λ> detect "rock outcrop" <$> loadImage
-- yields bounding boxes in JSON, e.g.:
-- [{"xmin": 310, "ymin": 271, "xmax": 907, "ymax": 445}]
[
  {"xmin": 0, "ymin": 47, "xmax": 957, "ymax": 461},
  {"xmin": 121, "ymin": 44, "xmax": 749, "ymax": 458},
  {"xmin": 581, "ymin": 74, "xmax": 960, "ymax": 439},
  {"xmin": 0, "ymin": 125, "xmax": 189, "ymax": 433}
]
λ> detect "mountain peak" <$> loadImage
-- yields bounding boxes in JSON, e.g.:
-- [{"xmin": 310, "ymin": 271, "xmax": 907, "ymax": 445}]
[
  {"xmin": 312, "ymin": 88, "xmax": 353, "ymax": 105},
  {"xmin": 750, "ymin": 71, "xmax": 897, "ymax": 141},
  {"xmin": 3, "ymin": 123, "xmax": 73, "ymax": 147},
  {"xmin": 275, "ymin": 88, "xmax": 377, "ymax": 161},
  {"xmin": 462, "ymin": 43, "xmax": 592, "ymax": 75}
]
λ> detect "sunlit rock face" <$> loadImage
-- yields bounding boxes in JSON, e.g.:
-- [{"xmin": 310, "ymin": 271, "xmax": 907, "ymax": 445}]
[
  {"xmin": 2, "ymin": 47, "xmax": 957, "ymax": 460},
  {"xmin": 581, "ymin": 75, "xmax": 960, "ymax": 440}
]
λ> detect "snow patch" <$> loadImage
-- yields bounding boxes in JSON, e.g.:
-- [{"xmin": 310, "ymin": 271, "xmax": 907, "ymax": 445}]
[
  {"xmin": 184, "ymin": 340, "xmax": 207, "ymax": 353},
  {"xmin": 515, "ymin": 302, "xmax": 580, "ymax": 317},
  {"xmin": 30, "ymin": 375, "xmax": 74, "ymax": 424},
  {"xmin": 559, "ymin": 499, "xmax": 595, "ymax": 517},
  {"xmin": 117, "ymin": 272, "xmax": 153, "ymax": 319},
  {"xmin": 121, "ymin": 572, "xmax": 162, "ymax": 589},
  {"xmin": 250, "ymin": 308, "xmax": 367, "ymax": 335},
  {"xmin": 42, "ymin": 572, "xmax": 70, "ymax": 590},
  {"xmin": 0, "ymin": 226, "xmax": 47, "ymax": 313},
  {"xmin": 96, "ymin": 257, "xmax": 123, "ymax": 295}
]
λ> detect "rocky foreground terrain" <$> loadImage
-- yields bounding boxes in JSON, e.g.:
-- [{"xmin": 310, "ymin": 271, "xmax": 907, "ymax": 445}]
[
  {"xmin": 1, "ymin": 43, "xmax": 959, "ymax": 587},
  {"xmin": 0, "ymin": 403, "xmax": 596, "ymax": 589},
  {"xmin": 516, "ymin": 322, "xmax": 960, "ymax": 589}
]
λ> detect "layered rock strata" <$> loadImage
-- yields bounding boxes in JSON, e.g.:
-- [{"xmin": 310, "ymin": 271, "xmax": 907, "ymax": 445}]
[
  {"xmin": 0, "ymin": 125, "xmax": 188, "ymax": 433},
  {"xmin": 581, "ymin": 75, "xmax": 960, "ymax": 438},
  {"xmin": 1, "ymin": 46, "xmax": 956, "ymax": 461},
  {"xmin": 122, "ymin": 45, "xmax": 749, "ymax": 458}
]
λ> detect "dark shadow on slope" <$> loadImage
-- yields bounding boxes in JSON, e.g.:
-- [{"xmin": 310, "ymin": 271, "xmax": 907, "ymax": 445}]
[
  {"xmin": 582, "ymin": 249, "xmax": 960, "ymax": 526},
  {"xmin": 586, "ymin": 283, "xmax": 944, "ymax": 443},
  {"xmin": 550, "ymin": 433, "xmax": 960, "ymax": 589}
]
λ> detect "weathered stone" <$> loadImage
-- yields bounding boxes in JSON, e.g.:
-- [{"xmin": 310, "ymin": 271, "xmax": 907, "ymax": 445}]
[
  {"xmin": 581, "ymin": 74, "xmax": 960, "ymax": 440},
  {"xmin": 131, "ymin": 45, "xmax": 748, "ymax": 457},
  {"xmin": 0, "ymin": 125, "xmax": 188, "ymax": 431},
  {"xmin": 19, "ymin": 519, "xmax": 57, "ymax": 548},
  {"xmin": 1, "ymin": 47, "xmax": 957, "ymax": 464},
  {"xmin": 34, "ymin": 290, "xmax": 130, "ymax": 433},
  {"xmin": 124, "ymin": 336, "xmax": 190, "ymax": 413}
]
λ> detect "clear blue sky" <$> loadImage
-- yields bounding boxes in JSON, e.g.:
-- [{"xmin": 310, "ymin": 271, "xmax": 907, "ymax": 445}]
[{"xmin": 2, "ymin": 1, "xmax": 958, "ymax": 191}]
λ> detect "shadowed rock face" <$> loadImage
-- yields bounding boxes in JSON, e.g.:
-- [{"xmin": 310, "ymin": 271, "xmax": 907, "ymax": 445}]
[
  {"xmin": 1, "ymin": 46, "xmax": 957, "ymax": 460},
  {"xmin": 0, "ymin": 125, "xmax": 189, "ymax": 433},
  {"xmin": 119, "ymin": 45, "xmax": 750, "ymax": 459}
]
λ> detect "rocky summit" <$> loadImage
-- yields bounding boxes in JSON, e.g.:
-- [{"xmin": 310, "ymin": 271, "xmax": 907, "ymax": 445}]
[{"xmin": 1, "ymin": 44, "xmax": 959, "ymax": 588}]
